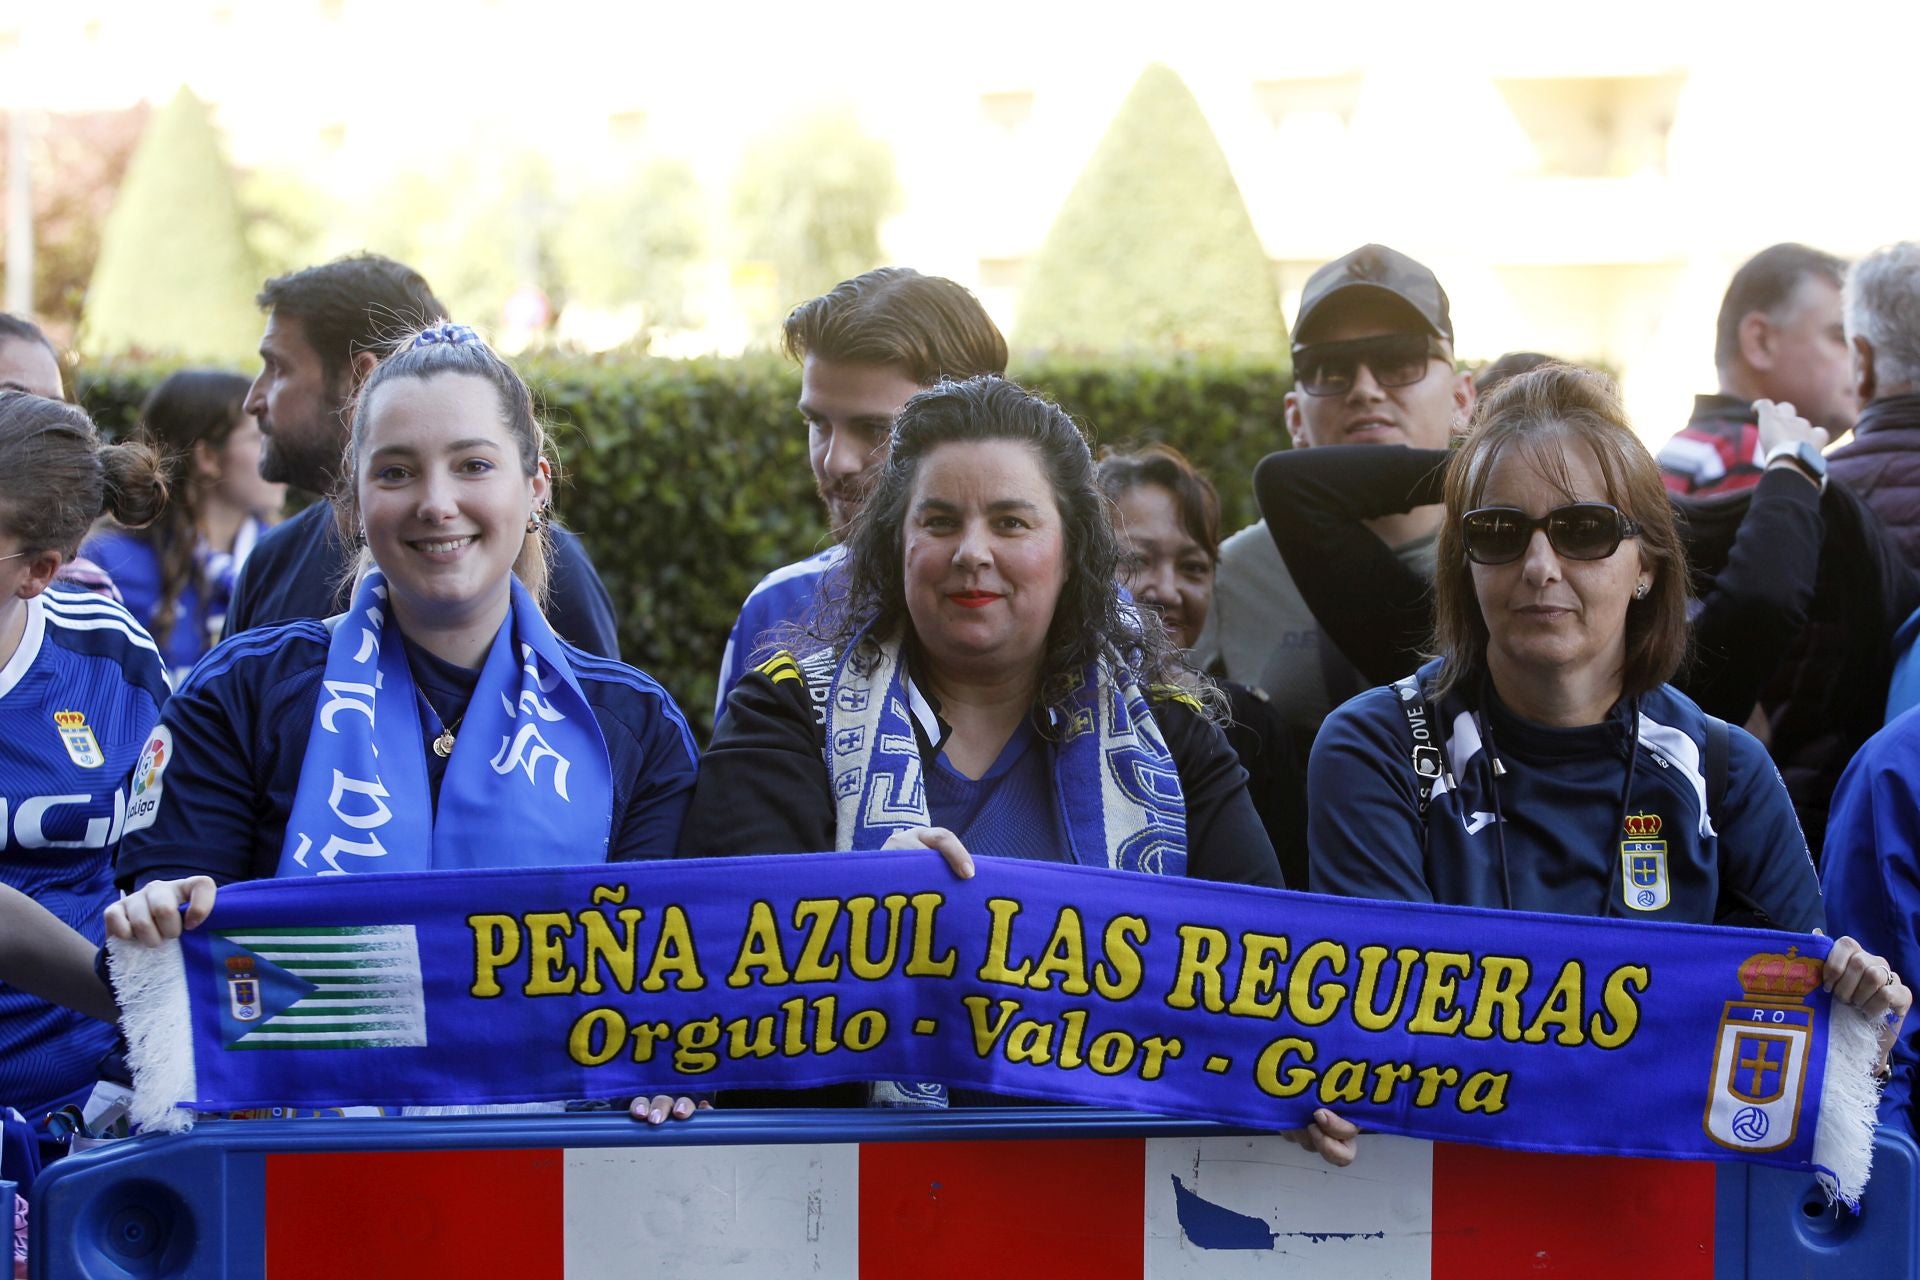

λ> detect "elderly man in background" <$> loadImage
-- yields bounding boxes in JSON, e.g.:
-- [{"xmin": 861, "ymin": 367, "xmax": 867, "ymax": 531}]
[{"xmin": 1828, "ymin": 242, "xmax": 1920, "ymax": 568}]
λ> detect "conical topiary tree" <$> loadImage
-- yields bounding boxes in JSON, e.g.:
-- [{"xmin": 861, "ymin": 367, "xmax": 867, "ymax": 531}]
[
  {"xmin": 733, "ymin": 108, "xmax": 898, "ymax": 324},
  {"xmin": 1014, "ymin": 65, "xmax": 1287, "ymax": 360},
  {"xmin": 80, "ymin": 87, "xmax": 262, "ymax": 361}
]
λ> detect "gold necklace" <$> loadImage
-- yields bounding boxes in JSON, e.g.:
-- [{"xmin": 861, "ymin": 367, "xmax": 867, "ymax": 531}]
[{"xmin": 432, "ymin": 714, "xmax": 466, "ymax": 758}]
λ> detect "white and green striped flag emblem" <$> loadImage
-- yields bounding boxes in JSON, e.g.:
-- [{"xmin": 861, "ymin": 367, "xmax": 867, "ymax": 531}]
[{"xmin": 218, "ymin": 925, "xmax": 428, "ymax": 1050}]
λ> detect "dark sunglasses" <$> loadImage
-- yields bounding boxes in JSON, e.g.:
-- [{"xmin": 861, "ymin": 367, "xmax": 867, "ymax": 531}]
[
  {"xmin": 1460, "ymin": 503, "xmax": 1641, "ymax": 565},
  {"xmin": 1293, "ymin": 333, "xmax": 1447, "ymax": 397}
]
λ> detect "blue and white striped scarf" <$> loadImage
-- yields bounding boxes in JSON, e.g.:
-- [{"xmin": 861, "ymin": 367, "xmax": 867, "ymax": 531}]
[
  {"xmin": 819, "ymin": 628, "xmax": 1190, "ymax": 1107},
  {"xmin": 824, "ymin": 628, "xmax": 1190, "ymax": 869},
  {"xmin": 277, "ymin": 572, "xmax": 613, "ymax": 876}
]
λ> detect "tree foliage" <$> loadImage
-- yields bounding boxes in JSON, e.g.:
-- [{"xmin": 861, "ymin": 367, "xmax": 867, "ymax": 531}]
[
  {"xmin": 1015, "ymin": 65, "xmax": 1287, "ymax": 360},
  {"xmin": 356, "ymin": 150, "xmax": 703, "ymax": 347},
  {"xmin": 237, "ymin": 166, "xmax": 329, "ymax": 285},
  {"xmin": 79, "ymin": 89, "xmax": 262, "ymax": 362},
  {"xmin": 357, "ymin": 152, "xmax": 561, "ymax": 340},
  {"xmin": 733, "ymin": 109, "xmax": 898, "ymax": 325},
  {"xmin": 554, "ymin": 158, "xmax": 706, "ymax": 332},
  {"xmin": 0, "ymin": 106, "xmax": 148, "ymax": 343}
]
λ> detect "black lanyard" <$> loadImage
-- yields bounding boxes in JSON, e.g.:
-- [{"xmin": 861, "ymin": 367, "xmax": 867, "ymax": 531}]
[{"xmin": 1474, "ymin": 672, "xmax": 1642, "ymax": 915}]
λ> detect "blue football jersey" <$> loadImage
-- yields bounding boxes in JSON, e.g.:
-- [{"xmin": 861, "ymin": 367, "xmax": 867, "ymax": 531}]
[
  {"xmin": 716, "ymin": 547, "xmax": 845, "ymax": 718},
  {"xmin": 0, "ymin": 590, "xmax": 169, "ymax": 1118}
]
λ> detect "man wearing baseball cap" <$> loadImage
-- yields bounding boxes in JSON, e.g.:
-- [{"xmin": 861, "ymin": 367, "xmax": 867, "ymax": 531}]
[{"xmin": 1197, "ymin": 244, "xmax": 1474, "ymax": 743}]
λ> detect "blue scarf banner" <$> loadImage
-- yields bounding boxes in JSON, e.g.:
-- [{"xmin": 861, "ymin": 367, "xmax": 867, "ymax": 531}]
[
  {"xmin": 109, "ymin": 853, "xmax": 1884, "ymax": 1200},
  {"xmin": 277, "ymin": 571, "xmax": 613, "ymax": 876}
]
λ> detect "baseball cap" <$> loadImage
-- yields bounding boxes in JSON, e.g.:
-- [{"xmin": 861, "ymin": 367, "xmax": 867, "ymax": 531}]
[{"xmin": 1293, "ymin": 244, "xmax": 1452, "ymax": 350}]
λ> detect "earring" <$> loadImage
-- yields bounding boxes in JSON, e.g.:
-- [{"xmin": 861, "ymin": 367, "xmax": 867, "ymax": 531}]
[
  {"xmin": 525, "ymin": 508, "xmax": 547, "ymax": 534},
  {"xmin": 1634, "ymin": 582, "xmax": 1650, "ymax": 600}
]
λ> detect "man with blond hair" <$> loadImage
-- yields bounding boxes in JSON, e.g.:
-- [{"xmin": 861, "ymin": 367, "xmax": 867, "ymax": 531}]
[{"xmin": 714, "ymin": 268, "xmax": 1007, "ymax": 715}]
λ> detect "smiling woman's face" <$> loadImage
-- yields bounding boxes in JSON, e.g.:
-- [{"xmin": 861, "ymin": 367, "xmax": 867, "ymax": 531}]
[
  {"xmin": 356, "ymin": 372, "xmax": 546, "ymax": 632},
  {"xmin": 902, "ymin": 438, "xmax": 1067, "ymax": 686},
  {"xmin": 1111, "ymin": 482, "xmax": 1213, "ymax": 651}
]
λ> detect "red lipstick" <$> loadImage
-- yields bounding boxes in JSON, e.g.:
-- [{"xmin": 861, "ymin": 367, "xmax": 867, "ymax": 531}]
[{"xmin": 948, "ymin": 591, "xmax": 1001, "ymax": 609}]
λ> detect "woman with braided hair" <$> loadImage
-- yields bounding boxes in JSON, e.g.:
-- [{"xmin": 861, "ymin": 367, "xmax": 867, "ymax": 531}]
[{"xmin": 83, "ymin": 370, "xmax": 285, "ymax": 681}]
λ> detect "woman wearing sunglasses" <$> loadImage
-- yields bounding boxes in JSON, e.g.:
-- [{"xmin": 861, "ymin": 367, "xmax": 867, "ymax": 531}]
[{"xmin": 1308, "ymin": 366, "xmax": 1907, "ymax": 1040}]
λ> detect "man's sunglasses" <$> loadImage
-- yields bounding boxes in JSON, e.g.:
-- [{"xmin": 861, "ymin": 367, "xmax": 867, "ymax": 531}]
[
  {"xmin": 1460, "ymin": 503, "xmax": 1641, "ymax": 565},
  {"xmin": 1293, "ymin": 333, "xmax": 1448, "ymax": 397}
]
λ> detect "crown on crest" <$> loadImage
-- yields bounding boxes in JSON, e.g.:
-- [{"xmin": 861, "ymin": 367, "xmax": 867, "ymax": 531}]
[
  {"xmin": 1624, "ymin": 812, "xmax": 1662, "ymax": 838},
  {"xmin": 53, "ymin": 711, "xmax": 85, "ymax": 729},
  {"xmin": 1737, "ymin": 947, "xmax": 1822, "ymax": 1001},
  {"xmin": 225, "ymin": 956, "xmax": 254, "ymax": 973}
]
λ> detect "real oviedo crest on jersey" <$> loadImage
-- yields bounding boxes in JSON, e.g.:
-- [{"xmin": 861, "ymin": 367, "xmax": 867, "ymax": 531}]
[
  {"xmin": 1619, "ymin": 811, "xmax": 1669, "ymax": 911},
  {"xmin": 1704, "ymin": 948, "xmax": 1821, "ymax": 1153},
  {"xmin": 53, "ymin": 709, "xmax": 105, "ymax": 769}
]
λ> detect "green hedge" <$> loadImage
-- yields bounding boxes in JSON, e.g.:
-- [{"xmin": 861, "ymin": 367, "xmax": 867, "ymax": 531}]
[{"xmin": 77, "ymin": 355, "xmax": 1292, "ymax": 740}]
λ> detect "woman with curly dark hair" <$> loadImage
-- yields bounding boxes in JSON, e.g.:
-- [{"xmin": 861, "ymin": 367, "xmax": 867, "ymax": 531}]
[
  {"xmin": 82, "ymin": 370, "xmax": 284, "ymax": 678},
  {"xmin": 1098, "ymin": 443, "xmax": 1306, "ymax": 889},
  {"xmin": 682, "ymin": 376, "xmax": 1281, "ymax": 889}
]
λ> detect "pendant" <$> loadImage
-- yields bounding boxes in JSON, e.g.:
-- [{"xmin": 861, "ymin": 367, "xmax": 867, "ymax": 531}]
[{"xmin": 433, "ymin": 728, "xmax": 455, "ymax": 758}]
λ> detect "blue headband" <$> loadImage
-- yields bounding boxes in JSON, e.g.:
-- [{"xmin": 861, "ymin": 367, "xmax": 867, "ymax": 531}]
[{"xmin": 409, "ymin": 323, "xmax": 481, "ymax": 349}]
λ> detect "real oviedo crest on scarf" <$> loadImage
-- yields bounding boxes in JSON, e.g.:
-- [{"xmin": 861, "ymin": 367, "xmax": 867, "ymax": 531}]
[
  {"xmin": 225, "ymin": 955, "xmax": 261, "ymax": 1022},
  {"xmin": 1704, "ymin": 948, "xmax": 1822, "ymax": 1153},
  {"xmin": 1620, "ymin": 811, "xmax": 1669, "ymax": 912}
]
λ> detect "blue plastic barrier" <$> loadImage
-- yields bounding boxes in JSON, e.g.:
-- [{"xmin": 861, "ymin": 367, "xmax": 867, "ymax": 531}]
[
  {"xmin": 1716, "ymin": 1126, "xmax": 1920, "ymax": 1278},
  {"xmin": 26, "ymin": 1110, "xmax": 1920, "ymax": 1278}
]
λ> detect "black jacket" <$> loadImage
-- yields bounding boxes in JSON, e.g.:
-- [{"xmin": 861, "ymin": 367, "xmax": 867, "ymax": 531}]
[
  {"xmin": 1828, "ymin": 392, "xmax": 1920, "ymax": 570},
  {"xmin": 1219, "ymin": 679, "xmax": 1307, "ymax": 891},
  {"xmin": 1753, "ymin": 480, "xmax": 1920, "ymax": 863}
]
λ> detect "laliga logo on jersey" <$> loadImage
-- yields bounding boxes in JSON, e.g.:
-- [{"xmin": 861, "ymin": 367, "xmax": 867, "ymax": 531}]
[
  {"xmin": 52, "ymin": 710, "xmax": 104, "ymax": 769},
  {"xmin": 123, "ymin": 726, "xmax": 172, "ymax": 834},
  {"xmin": 1704, "ymin": 948, "xmax": 1821, "ymax": 1153},
  {"xmin": 1619, "ymin": 811, "xmax": 1669, "ymax": 911}
]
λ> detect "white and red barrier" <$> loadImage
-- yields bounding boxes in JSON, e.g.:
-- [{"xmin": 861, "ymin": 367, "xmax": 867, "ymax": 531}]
[{"xmin": 26, "ymin": 1109, "xmax": 1919, "ymax": 1278}]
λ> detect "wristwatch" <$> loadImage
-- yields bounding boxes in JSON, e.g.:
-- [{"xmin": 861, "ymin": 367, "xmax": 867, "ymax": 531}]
[{"xmin": 1763, "ymin": 440, "xmax": 1829, "ymax": 492}]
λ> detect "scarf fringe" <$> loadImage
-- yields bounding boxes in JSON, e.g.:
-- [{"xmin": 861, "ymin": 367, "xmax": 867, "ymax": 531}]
[
  {"xmin": 106, "ymin": 937, "xmax": 198, "ymax": 1134},
  {"xmin": 1813, "ymin": 999, "xmax": 1884, "ymax": 1206}
]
